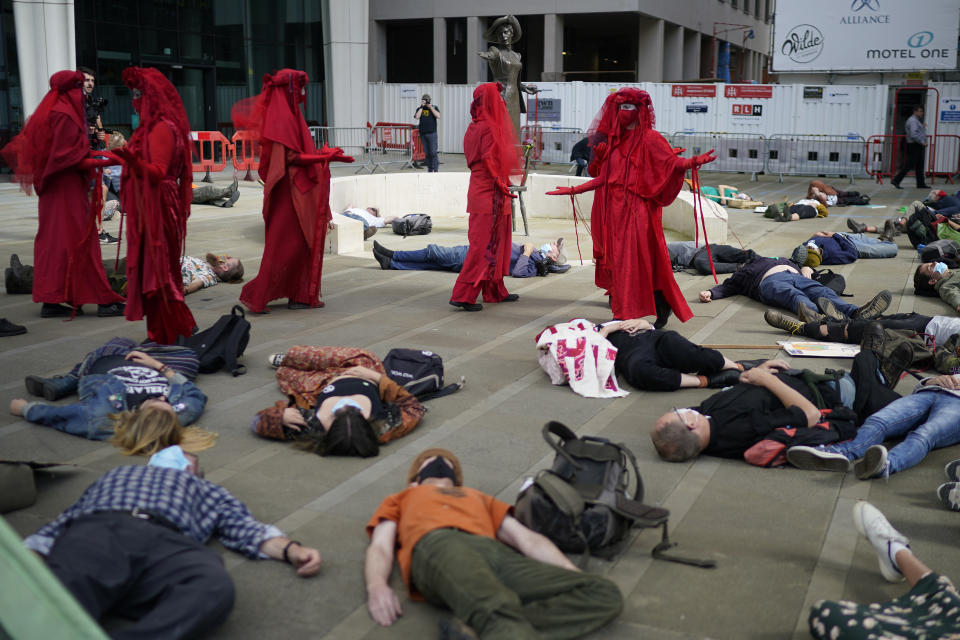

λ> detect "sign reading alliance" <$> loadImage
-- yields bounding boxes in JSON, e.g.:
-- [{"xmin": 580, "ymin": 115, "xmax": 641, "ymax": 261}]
[{"xmin": 772, "ymin": 0, "xmax": 958, "ymax": 72}]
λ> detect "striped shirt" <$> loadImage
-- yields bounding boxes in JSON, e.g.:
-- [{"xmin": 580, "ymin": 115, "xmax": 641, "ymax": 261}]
[{"xmin": 24, "ymin": 465, "xmax": 283, "ymax": 558}]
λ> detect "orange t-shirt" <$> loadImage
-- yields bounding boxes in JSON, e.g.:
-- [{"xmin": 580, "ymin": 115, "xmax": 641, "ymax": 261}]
[{"xmin": 366, "ymin": 484, "xmax": 512, "ymax": 595}]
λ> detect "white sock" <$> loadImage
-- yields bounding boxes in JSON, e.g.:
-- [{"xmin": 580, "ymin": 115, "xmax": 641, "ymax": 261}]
[{"xmin": 888, "ymin": 541, "xmax": 908, "ymax": 572}]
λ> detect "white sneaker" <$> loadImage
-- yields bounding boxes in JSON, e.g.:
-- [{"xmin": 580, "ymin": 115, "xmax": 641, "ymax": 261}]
[
  {"xmin": 938, "ymin": 482, "xmax": 960, "ymax": 511},
  {"xmin": 266, "ymin": 353, "xmax": 285, "ymax": 368},
  {"xmin": 852, "ymin": 500, "xmax": 909, "ymax": 582},
  {"xmin": 786, "ymin": 446, "xmax": 851, "ymax": 472}
]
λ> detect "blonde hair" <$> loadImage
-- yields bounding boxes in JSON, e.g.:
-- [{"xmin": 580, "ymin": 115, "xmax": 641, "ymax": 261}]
[
  {"xmin": 107, "ymin": 132, "xmax": 127, "ymax": 150},
  {"xmin": 110, "ymin": 406, "xmax": 217, "ymax": 456}
]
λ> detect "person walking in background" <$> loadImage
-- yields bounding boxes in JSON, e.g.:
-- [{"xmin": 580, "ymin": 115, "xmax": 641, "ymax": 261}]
[
  {"xmin": 413, "ymin": 93, "xmax": 440, "ymax": 173},
  {"xmin": 891, "ymin": 106, "xmax": 929, "ymax": 190}
]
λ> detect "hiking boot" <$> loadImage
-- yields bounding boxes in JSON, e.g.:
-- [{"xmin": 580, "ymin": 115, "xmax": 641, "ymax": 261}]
[
  {"xmin": 946, "ymin": 459, "xmax": 960, "ymax": 482},
  {"xmin": 774, "ymin": 208, "xmax": 791, "ymax": 222},
  {"xmin": 797, "ymin": 303, "xmax": 824, "ymax": 324},
  {"xmin": 815, "ymin": 297, "xmax": 845, "ymax": 321},
  {"xmin": 879, "ymin": 342, "xmax": 912, "ymax": 389},
  {"xmin": 934, "ymin": 334, "xmax": 960, "ymax": 375},
  {"xmin": 852, "ymin": 500, "xmax": 908, "ymax": 582},
  {"xmin": 704, "ymin": 369, "xmax": 742, "ymax": 389},
  {"xmin": 859, "ymin": 321, "xmax": 885, "ymax": 354},
  {"xmin": 854, "ymin": 445, "xmax": 889, "ymax": 480},
  {"xmin": 851, "ymin": 290, "xmax": 891, "ymax": 320},
  {"xmin": 764, "ymin": 309, "xmax": 804, "ymax": 335},
  {"xmin": 786, "ymin": 446, "xmax": 852, "ymax": 472},
  {"xmin": 846, "ymin": 218, "xmax": 868, "ymax": 234},
  {"xmin": 449, "ymin": 300, "xmax": 482, "ymax": 312},
  {"xmin": 878, "ymin": 219, "xmax": 896, "ymax": 242},
  {"xmin": 24, "ymin": 374, "xmax": 79, "ymax": 401},
  {"xmin": 97, "ymin": 303, "xmax": 125, "ymax": 317},
  {"xmin": 937, "ymin": 482, "xmax": 960, "ymax": 511},
  {"xmin": 40, "ymin": 303, "xmax": 82, "ymax": 318}
]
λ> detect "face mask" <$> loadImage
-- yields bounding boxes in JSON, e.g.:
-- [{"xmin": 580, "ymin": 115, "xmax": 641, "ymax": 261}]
[
  {"xmin": 674, "ymin": 408, "xmax": 700, "ymax": 418},
  {"xmin": 417, "ymin": 457, "xmax": 457, "ymax": 484},
  {"xmin": 539, "ymin": 243, "xmax": 553, "ymax": 257},
  {"xmin": 331, "ymin": 398, "xmax": 363, "ymax": 414},
  {"xmin": 617, "ymin": 109, "xmax": 638, "ymax": 127},
  {"xmin": 934, "ymin": 262, "xmax": 948, "ymax": 275}
]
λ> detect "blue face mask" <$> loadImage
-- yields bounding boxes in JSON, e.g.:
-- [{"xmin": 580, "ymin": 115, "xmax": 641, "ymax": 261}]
[
  {"xmin": 331, "ymin": 398, "xmax": 363, "ymax": 414},
  {"xmin": 934, "ymin": 262, "xmax": 948, "ymax": 275}
]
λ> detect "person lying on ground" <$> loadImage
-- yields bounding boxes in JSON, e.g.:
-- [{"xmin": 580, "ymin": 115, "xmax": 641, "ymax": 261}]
[
  {"xmin": 914, "ymin": 261, "xmax": 960, "ymax": 312},
  {"xmin": 763, "ymin": 311, "xmax": 960, "ymax": 374},
  {"xmin": 845, "ymin": 216, "xmax": 904, "ymax": 243},
  {"xmin": 763, "ymin": 199, "xmax": 828, "ymax": 222},
  {"xmin": 181, "ymin": 253, "xmax": 244, "ymax": 293},
  {"xmin": 364, "ymin": 448, "xmax": 623, "ymax": 637},
  {"xmin": 806, "ymin": 180, "xmax": 869, "ymax": 207},
  {"xmin": 21, "ymin": 462, "xmax": 321, "ymax": 639},
  {"xmin": 787, "ymin": 371, "xmax": 960, "ymax": 479},
  {"xmin": 803, "ymin": 230, "xmax": 897, "ymax": 265},
  {"xmin": 927, "ymin": 189, "xmax": 960, "ymax": 216},
  {"xmin": 667, "ymin": 240, "xmax": 756, "ymax": 275},
  {"xmin": 650, "ymin": 337, "xmax": 907, "ymax": 466},
  {"xmin": 252, "ymin": 346, "xmax": 425, "ymax": 457},
  {"xmin": 699, "ymin": 254, "xmax": 892, "ymax": 322},
  {"xmin": 339, "ymin": 206, "xmax": 398, "ymax": 240},
  {"xmin": 192, "ymin": 177, "xmax": 240, "ymax": 208},
  {"xmin": 12, "ymin": 337, "xmax": 210, "ymax": 454},
  {"xmin": 372, "ymin": 238, "xmax": 569, "ymax": 277},
  {"xmin": 598, "ymin": 318, "xmax": 744, "ymax": 391},
  {"xmin": 808, "ymin": 501, "xmax": 959, "ymax": 639}
]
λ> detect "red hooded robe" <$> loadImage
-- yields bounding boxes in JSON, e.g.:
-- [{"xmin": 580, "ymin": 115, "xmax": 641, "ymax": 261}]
[
  {"xmin": 1, "ymin": 70, "xmax": 123, "ymax": 308},
  {"xmin": 233, "ymin": 69, "xmax": 352, "ymax": 312},
  {"xmin": 451, "ymin": 82, "xmax": 522, "ymax": 304}
]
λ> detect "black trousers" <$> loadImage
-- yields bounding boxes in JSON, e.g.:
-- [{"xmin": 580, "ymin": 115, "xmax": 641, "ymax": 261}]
[
  {"xmin": 46, "ymin": 512, "xmax": 235, "ymax": 640},
  {"xmin": 691, "ymin": 246, "xmax": 756, "ymax": 275},
  {"xmin": 844, "ymin": 313, "xmax": 933, "ymax": 345},
  {"xmin": 608, "ymin": 330, "xmax": 725, "ymax": 391},
  {"xmin": 892, "ymin": 142, "xmax": 927, "ymax": 187},
  {"xmin": 849, "ymin": 350, "xmax": 901, "ymax": 424}
]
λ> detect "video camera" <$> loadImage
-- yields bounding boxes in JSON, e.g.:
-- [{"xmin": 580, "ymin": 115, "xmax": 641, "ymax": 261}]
[{"xmin": 85, "ymin": 96, "xmax": 108, "ymax": 149}]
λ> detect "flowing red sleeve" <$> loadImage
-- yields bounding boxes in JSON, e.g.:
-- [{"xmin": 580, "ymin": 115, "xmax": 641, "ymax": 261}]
[
  {"xmin": 633, "ymin": 131, "xmax": 688, "ymax": 206},
  {"xmin": 37, "ymin": 112, "xmax": 88, "ymax": 193}
]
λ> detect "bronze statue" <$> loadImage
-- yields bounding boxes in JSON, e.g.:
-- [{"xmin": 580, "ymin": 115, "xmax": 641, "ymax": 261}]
[{"xmin": 479, "ymin": 15, "xmax": 538, "ymax": 138}]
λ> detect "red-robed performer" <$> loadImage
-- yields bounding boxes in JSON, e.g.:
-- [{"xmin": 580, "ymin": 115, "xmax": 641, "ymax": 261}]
[
  {"xmin": 232, "ymin": 69, "xmax": 353, "ymax": 313},
  {"xmin": 1, "ymin": 70, "xmax": 124, "ymax": 318},
  {"xmin": 449, "ymin": 82, "xmax": 523, "ymax": 311},
  {"xmin": 547, "ymin": 88, "xmax": 715, "ymax": 327},
  {"xmin": 105, "ymin": 67, "xmax": 196, "ymax": 344}
]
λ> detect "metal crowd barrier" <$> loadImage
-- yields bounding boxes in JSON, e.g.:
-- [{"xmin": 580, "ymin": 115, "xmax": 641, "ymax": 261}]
[
  {"xmin": 364, "ymin": 122, "xmax": 416, "ymax": 173},
  {"xmin": 671, "ymin": 131, "xmax": 765, "ymax": 180},
  {"xmin": 766, "ymin": 134, "xmax": 867, "ymax": 183},
  {"xmin": 865, "ymin": 134, "xmax": 960, "ymax": 185},
  {"xmin": 309, "ymin": 126, "xmax": 375, "ymax": 174}
]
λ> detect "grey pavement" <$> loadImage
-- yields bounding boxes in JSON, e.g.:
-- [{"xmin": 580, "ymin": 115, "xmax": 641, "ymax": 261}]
[{"xmin": 1, "ymin": 162, "xmax": 958, "ymax": 640}]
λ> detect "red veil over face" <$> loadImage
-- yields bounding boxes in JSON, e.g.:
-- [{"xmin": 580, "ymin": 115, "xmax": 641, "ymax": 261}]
[
  {"xmin": 2, "ymin": 70, "xmax": 86, "ymax": 194},
  {"xmin": 469, "ymin": 82, "xmax": 522, "ymax": 184},
  {"xmin": 586, "ymin": 87, "xmax": 655, "ymax": 150}
]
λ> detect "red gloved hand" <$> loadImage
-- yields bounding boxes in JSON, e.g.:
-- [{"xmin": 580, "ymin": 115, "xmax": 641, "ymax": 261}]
[
  {"xmin": 496, "ymin": 179, "xmax": 517, "ymax": 198},
  {"xmin": 672, "ymin": 147, "xmax": 687, "ymax": 156},
  {"xmin": 691, "ymin": 149, "xmax": 717, "ymax": 167},
  {"xmin": 319, "ymin": 144, "xmax": 355, "ymax": 164},
  {"xmin": 592, "ymin": 141, "xmax": 608, "ymax": 161},
  {"xmin": 546, "ymin": 186, "xmax": 574, "ymax": 196}
]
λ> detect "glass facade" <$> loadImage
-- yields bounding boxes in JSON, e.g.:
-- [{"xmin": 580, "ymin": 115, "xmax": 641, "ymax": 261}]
[{"xmin": 72, "ymin": 0, "xmax": 325, "ymax": 136}]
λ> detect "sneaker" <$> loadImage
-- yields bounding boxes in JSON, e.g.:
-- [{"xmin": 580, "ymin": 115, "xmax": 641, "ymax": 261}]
[
  {"xmin": 815, "ymin": 297, "xmax": 845, "ymax": 321},
  {"xmin": 859, "ymin": 321, "xmax": 885, "ymax": 354},
  {"xmin": 852, "ymin": 500, "xmax": 908, "ymax": 582},
  {"xmin": 449, "ymin": 300, "xmax": 482, "ymax": 312},
  {"xmin": 786, "ymin": 446, "xmax": 851, "ymax": 472},
  {"xmin": 99, "ymin": 231, "xmax": 119, "ymax": 245},
  {"xmin": 764, "ymin": 309, "xmax": 804, "ymax": 335},
  {"xmin": 846, "ymin": 218, "xmax": 867, "ymax": 234},
  {"xmin": 97, "ymin": 303, "xmax": 125, "ymax": 317},
  {"xmin": 40, "ymin": 303, "xmax": 82, "ymax": 318},
  {"xmin": 500, "ymin": 293, "xmax": 519, "ymax": 302},
  {"xmin": 266, "ymin": 353, "xmax": 285, "ymax": 368},
  {"xmin": 852, "ymin": 290, "xmax": 891, "ymax": 320},
  {"xmin": 937, "ymin": 482, "xmax": 960, "ymax": 511},
  {"xmin": 0, "ymin": 318, "xmax": 26, "ymax": 337},
  {"xmin": 945, "ymin": 459, "xmax": 960, "ymax": 482},
  {"xmin": 797, "ymin": 303, "xmax": 824, "ymax": 324},
  {"xmin": 879, "ymin": 342, "xmax": 912, "ymax": 389},
  {"xmin": 853, "ymin": 445, "xmax": 888, "ymax": 480}
]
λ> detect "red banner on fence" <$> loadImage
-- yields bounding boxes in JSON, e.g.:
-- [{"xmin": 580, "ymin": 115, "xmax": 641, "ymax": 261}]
[
  {"xmin": 724, "ymin": 85, "xmax": 773, "ymax": 99},
  {"xmin": 671, "ymin": 84, "xmax": 717, "ymax": 98}
]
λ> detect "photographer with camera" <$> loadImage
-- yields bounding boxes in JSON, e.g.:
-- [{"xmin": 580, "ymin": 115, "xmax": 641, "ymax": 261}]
[
  {"xmin": 80, "ymin": 67, "xmax": 107, "ymax": 150},
  {"xmin": 412, "ymin": 93, "xmax": 439, "ymax": 172}
]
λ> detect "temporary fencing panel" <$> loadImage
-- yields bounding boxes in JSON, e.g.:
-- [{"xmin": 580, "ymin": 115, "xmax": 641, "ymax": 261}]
[
  {"xmin": 231, "ymin": 131, "xmax": 260, "ymax": 181},
  {"xmin": 191, "ymin": 131, "xmax": 231, "ymax": 182},
  {"xmin": 366, "ymin": 123, "xmax": 415, "ymax": 173},
  {"xmin": 672, "ymin": 132, "xmax": 765, "ymax": 178},
  {"xmin": 309, "ymin": 126, "xmax": 375, "ymax": 173},
  {"xmin": 867, "ymin": 134, "xmax": 960, "ymax": 184},
  {"xmin": 765, "ymin": 134, "xmax": 867, "ymax": 181},
  {"xmin": 536, "ymin": 127, "xmax": 583, "ymax": 164}
]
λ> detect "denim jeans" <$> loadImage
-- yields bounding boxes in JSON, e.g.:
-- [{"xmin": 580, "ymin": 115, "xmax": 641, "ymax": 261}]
[
  {"xmin": 835, "ymin": 232, "xmax": 898, "ymax": 259},
  {"xmin": 823, "ymin": 390, "xmax": 960, "ymax": 474},
  {"xmin": 421, "ymin": 132, "xmax": 439, "ymax": 172},
  {"xmin": 757, "ymin": 272, "xmax": 859, "ymax": 316},
  {"xmin": 390, "ymin": 244, "xmax": 468, "ymax": 271}
]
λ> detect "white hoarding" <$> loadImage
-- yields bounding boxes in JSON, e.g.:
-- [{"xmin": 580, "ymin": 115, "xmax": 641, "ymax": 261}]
[{"xmin": 773, "ymin": 0, "xmax": 959, "ymax": 72}]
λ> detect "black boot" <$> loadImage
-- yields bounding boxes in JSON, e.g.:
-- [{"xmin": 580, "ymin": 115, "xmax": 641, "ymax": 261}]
[
  {"xmin": 24, "ymin": 374, "xmax": 79, "ymax": 401},
  {"xmin": 653, "ymin": 291, "xmax": 671, "ymax": 330},
  {"xmin": 5, "ymin": 254, "xmax": 33, "ymax": 294},
  {"xmin": 704, "ymin": 369, "xmax": 742, "ymax": 389}
]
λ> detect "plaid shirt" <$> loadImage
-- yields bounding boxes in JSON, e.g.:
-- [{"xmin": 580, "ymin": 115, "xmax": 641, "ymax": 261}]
[{"xmin": 24, "ymin": 465, "xmax": 283, "ymax": 558}]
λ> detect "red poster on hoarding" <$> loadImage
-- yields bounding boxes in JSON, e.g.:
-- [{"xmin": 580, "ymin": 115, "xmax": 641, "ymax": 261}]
[
  {"xmin": 723, "ymin": 85, "xmax": 773, "ymax": 99},
  {"xmin": 671, "ymin": 84, "xmax": 717, "ymax": 98}
]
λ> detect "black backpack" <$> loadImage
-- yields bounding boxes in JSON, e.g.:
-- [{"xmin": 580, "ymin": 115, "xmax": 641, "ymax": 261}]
[
  {"xmin": 919, "ymin": 239, "xmax": 960, "ymax": 269},
  {"xmin": 382, "ymin": 348, "xmax": 463, "ymax": 400},
  {"xmin": 176, "ymin": 305, "xmax": 250, "ymax": 376},
  {"xmin": 391, "ymin": 214, "xmax": 432, "ymax": 236},
  {"xmin": 811, "ymin": 268, "xmax": 850, "ymax": 297},
  {"xmin": 514, "ymin": 422, "xmax": 714, "ymax": 567}
]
